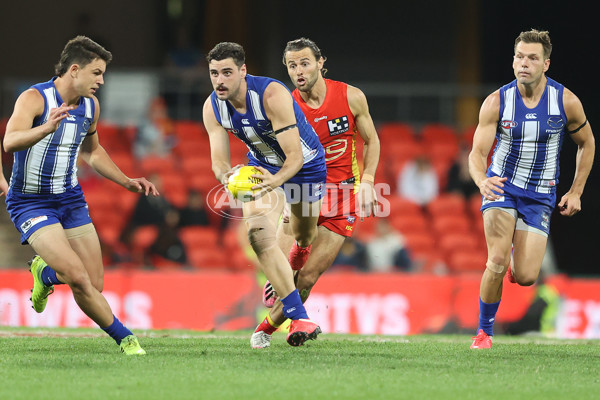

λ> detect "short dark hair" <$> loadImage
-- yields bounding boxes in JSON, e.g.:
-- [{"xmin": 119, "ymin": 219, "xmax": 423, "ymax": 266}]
[
  {"xmin": 54, "ymin": 36, "xmax": 112, "ymax": 76},
  {"xmin": 515, "ymin": 29, "xmax": 552, "ymax": 59},
  {"xmin": 282, "ymin": 37, "xmax": 328, "ymax": 76},
  {"xmin": 206, "ymin": 42, "xmax": 245, "ymax": 67}
]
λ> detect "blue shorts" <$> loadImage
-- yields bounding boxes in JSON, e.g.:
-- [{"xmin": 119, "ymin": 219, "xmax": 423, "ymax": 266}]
[
  {"xmin": 6, "ymin": 185, "xmax": 92, "ymax": 244},
  {"xmin": 480, "ymin": 177, "xmax": 555, "ymax": 235},
  {"xmin": 248, "ymin": 155, "xmax": 327, "ymax": 203}
]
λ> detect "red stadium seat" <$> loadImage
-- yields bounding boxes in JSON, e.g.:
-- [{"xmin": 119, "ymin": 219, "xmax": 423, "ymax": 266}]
[
  {"xmin": 385, "ymin": 195, "xmax": 423, "ymax": 217},
  {"xmin": 420, "ymin": 123, "xmax": 458, "ymax": 145},
  {"xmin": 448, "ymin": 249, "xmax": 487, "ymax": 274},
  {"xmin": 179, "ymin": 226, "xmax": 220, "ymax": 251},
  {"xmin": 432, "ymin": 214, "xmax": 472, "ymax": 237},
  {"xmin": 378, "ymin": 122, "xmax": 417, "ymax": 144},
  {"xmin": 390, "ymin": 213, "xmax": 428, "ymax": 235},
  {"xmin": 426, "ymin": 193, "xmax": 467, "ymax": 217},
  {"xmin": 139, "ymin": 155, "xmax": 178, "ymax": 175},
  {"xmin": 173, "ymin": 120, "xmax": 208, "ymax": 144},
  {"xmin": 131, "ymin": 226, "xmax": 159, "ymax": 251},
  {"xmin": 188, "ymin": 247, "xmax": 229, "ymax": 269},
  {"xmin": 402, "ymin": 231, "xmax": 435, "ymax": 255},
  {"xmin": 439, "ymin": 232, "xmax": 478, "ymax": 260}
]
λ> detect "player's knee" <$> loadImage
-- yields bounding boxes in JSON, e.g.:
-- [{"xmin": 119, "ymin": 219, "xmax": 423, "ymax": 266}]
[
  {"xmin": 513, "ymin": 268, "xmax": 537, "ymax": 286},
  {"xmin": 67, "ymin": 271, "xmax": 93, "ymax": 295},
  {"xmin": 294, "ymin": 227, "xmax": 317, "ymax": 248},
  {"xmin": 248, "ymin": 227, "xmax": 276, "ymax": 256},
  {"xmin": 485, "ymin": 259, "xmax": 506, "ymax": 275}
]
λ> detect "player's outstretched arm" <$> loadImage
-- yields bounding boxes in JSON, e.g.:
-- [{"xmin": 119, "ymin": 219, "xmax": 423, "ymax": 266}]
[
  {"xmin": 468, "ymin": 90, "xmax": 507, "ymax": 201},
  {"xmin": 349, "ymin": 85, "xmax": 380, "ymax": 219},
  {"xmin": 4, "ymin": 89, "xmax": 76, "ymax": 153},
  {"xmin": 558, "ymin": 89, "xmax": 596, "ymax": 216}
]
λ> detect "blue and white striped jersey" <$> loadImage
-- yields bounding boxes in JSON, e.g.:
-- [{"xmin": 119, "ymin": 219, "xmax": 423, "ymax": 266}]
[
  {"xmin": 488, "ymin": 77, "xmax": 568, "ymax": 194},
  {"xmin": 9, "ymin": 77, "xmax": 95, "ymax": 194},
  {"xmin": 210, "ymin": 74, "xmax": 325, "ymax": 174}
]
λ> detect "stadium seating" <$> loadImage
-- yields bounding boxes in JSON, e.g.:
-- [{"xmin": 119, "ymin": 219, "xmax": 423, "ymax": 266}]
[
  {"xmin": 426, "ymin": 192, "xmax": 468, "ymax": 217},
  {"xmin": 179, "ymin": 226, "xmax": 220, "ymax": 250},
  {"xmin": 432, "ymin": 214, "xmax": 472, "ymax": 237},
  {"xmin": 130, "ymin": 226, "xmax": 159, "ymax": 252},
  {"xmin": 377, "ymin": 122, "xmax": 417, "ymax": 144},
  {"xmin": 386, "ymin": 195, "xmax": 422, "ymax": 216},
  {"xmin": 448, "ymin": 249, "xmax": 487, "ymax": 274},
  {"xmin": 390, "ymin": 213, "xmax": 428, "ymax": 235},
  {"xmin": 438, "ymin": 232, "xmax": 478, "ymax": 260},
  {"xmin": 187, "ymin": 247, "xmax": 229, "ymax": 269}
]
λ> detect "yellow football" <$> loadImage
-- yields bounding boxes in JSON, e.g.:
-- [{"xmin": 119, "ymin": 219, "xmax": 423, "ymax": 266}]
[{"xmin": 227, "ymin": 166, "xmax": 263, "ymax": 202}]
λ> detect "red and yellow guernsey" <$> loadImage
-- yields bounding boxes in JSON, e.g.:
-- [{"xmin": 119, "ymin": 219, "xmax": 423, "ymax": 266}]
[{"xmin": 292, "ymin": 79, "xmax": 361, "ymax": 193}]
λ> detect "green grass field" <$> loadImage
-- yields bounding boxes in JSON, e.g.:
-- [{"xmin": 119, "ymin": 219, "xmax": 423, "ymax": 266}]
[{"xmin": 1, "ymin": 328, "xmax": 599, "ymax": 400}]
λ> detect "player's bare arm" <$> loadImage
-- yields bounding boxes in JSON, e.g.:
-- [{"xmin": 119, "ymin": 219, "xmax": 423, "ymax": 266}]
[
  {"xmin": 202, "ymin": 97, "xmax": 234, "ymax": 184},
  {"xmin": 80, "ymin": 97, "xmax": 158, "ymax": 196},
  {"xmin": 469, "ymin": 90, "xmax": 507, "ymax": 201},
  {"xmin": 348, "ymin": 85, "xmax": 380, "ymax": 218},
  {"xmin": 3, "ymin": 89, "xmax": 76, "ymax": 153},
  {"xmin": 557, "ymin": 89, "xmax": 596, "ymax": 216},
  {"xmin": 260, "ymin": 82, "xmax": 303, "ymax": 189}
]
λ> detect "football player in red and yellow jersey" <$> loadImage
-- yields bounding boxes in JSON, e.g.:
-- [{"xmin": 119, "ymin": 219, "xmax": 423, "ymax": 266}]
[{"xmin": 251, "ymin": 38, "xmax": 380, "ymax": 348}]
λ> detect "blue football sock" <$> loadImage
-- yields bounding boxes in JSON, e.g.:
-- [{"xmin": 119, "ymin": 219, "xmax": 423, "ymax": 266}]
[
  {"xmin": 40, "ymin": 265, "xmax": 63, "ymax": 286},
  {"xmin": 101, "ymin": 315, "xmax": 133, "ymax": 345},
  {"xmin": 478, "ymin": 297, "xmax": 501, "ymax": 336},
  {"xmin": 281, "ymin": 289, "xmax": 309, "ymax": 320}
]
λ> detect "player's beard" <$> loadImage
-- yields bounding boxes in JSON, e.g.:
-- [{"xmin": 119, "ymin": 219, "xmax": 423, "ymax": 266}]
[{"xmin": 297, "ymin": 73, "xmax": 318, "ymax": 93}]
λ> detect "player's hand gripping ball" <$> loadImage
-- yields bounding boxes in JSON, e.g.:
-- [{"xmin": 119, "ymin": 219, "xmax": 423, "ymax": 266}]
[{"xmin": 227, "ymin": 166, "xmax": 263, "ymax": 202}]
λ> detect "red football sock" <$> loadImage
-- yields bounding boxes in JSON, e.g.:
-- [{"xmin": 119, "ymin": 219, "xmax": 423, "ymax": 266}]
[{"xmin": 255, "ymin": 315, "xmax": 279, "ymax": 335}]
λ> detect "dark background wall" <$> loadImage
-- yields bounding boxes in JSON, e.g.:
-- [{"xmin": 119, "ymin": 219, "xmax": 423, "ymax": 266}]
[{"xmin": 0, "ymin": 0, "xmax": 597, "ymax": 274}]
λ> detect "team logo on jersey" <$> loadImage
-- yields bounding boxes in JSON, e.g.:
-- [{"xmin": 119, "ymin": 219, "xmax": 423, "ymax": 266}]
[
  {"xmin": 547, "ymin": 116, "xmax": 565, "ymax": 129},
  {"xmin": 327, "ymin": 116, "xmax": 349, "ymax": 136},
  {"xmin": 82, "ymin": 118, "xmax": 91, "ymax": 132},
  {"xmin": 500, "ymin": 120, "xmax": 517, "ymax": 129}
]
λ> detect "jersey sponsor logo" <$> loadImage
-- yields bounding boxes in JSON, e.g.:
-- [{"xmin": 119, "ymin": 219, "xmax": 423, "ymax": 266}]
[
  {"xmin": 500, "ymin": 120, "xmax": 517, "ymax": 129},
  {"xmin": 525, "ymin": 113, "xmax": 537, "ymax": 119},
  {"xmin": 314, "ymin": 116, "xmax": 327, "ymax": 123},
  {"xmin": 327, "ymin": 116, "xmax": 350, "ymax": 136},
  {"xmin": 546, "ymin": 129, "xmax": 562, "ymax": 134},
  {"xmin": 241, "ymin": 118, "xmax": 250, "ymax": 124},
  {"xmin": 66, "ymin": 115, "xmax": 76, "ymax": 122},
  {"xmin": 482, "ymin": 196, "xmax": 505, "ymax": 205},
  {"xmin": 547, "ymin": 116, "xmax": 565, "ymax": 129},
  {"xmin": 20, "ymin": 216, "xmax": 48, "ymax": 234},
  {"xmin": 82, "ymin": 118, "xmax": 91, "ymax": 131},
  {"xmin": 225, "ymin": 128, "xmax": 239, "ymax": 135},
  {"xmin": 345, "ymin": 225, "xmax": 354, "ymax": 231}
]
